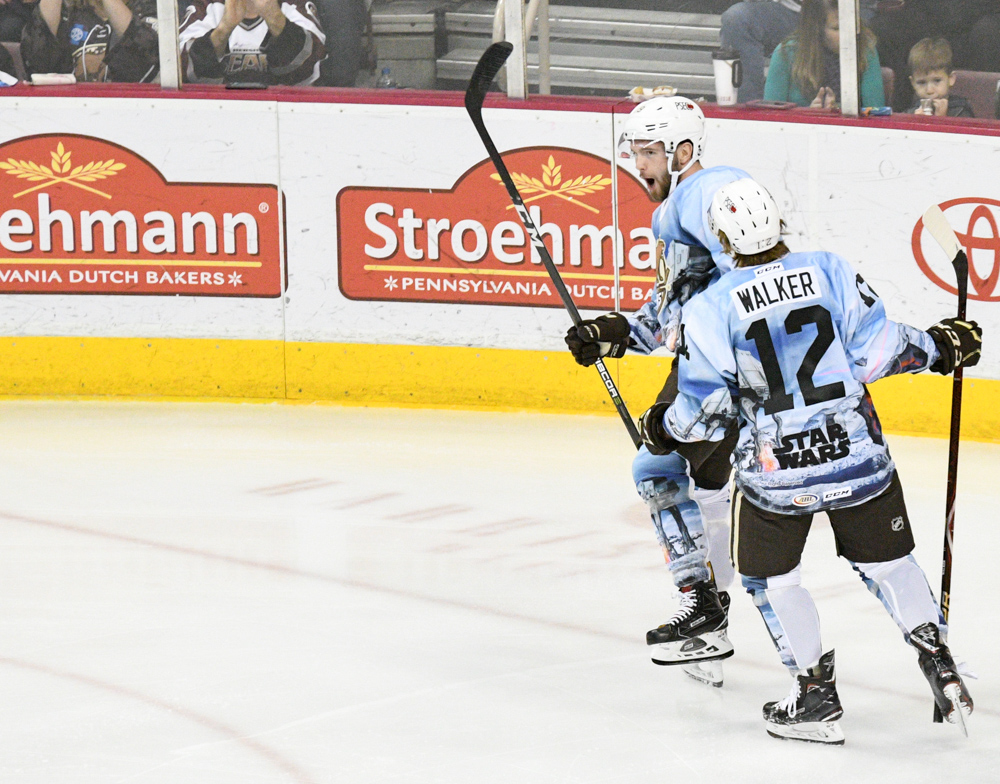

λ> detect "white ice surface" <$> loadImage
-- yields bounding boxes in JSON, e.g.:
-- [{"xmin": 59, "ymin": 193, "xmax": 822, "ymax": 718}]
[{"xmin": 0, "ymin": 400, "xmax": 997, "ymax": 783}]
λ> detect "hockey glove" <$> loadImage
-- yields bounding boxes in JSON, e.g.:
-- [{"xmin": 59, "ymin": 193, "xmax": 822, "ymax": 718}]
[
  {"xmin": 928, "ymin": 318, "xmax": 983, "ymax": 375},
  {"xmin": 638, "ymin": 401, "xmax": 679, "ymax": 456},
  {"xmin": 564, "ymin": 313, "xmax": 631, "ymax": 367}
]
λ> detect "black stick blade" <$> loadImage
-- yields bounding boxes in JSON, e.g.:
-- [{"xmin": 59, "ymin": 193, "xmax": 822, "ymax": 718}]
[
  {"xmin": 952, "ymin": 249, "xmax": 969, "ymax": 305},
  {"xmin": 465, "ymin": 42, "xmax": 513, "ymax": 113}
]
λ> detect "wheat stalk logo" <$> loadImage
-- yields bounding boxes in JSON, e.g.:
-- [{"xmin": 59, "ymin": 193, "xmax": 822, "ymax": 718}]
[
  {"xmin": 0, "ymin": 142, "xmax": 126, "ymax": 200},
  {"xmin": 491, "ymin": 155, "xmax": 611, "ymax": 215}
]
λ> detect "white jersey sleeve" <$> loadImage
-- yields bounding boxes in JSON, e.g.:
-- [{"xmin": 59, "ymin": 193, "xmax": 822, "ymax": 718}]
[
  {"xmin": 828, "ymin": 255, "xmax": 940, "ymax": 382},
  {"xmin": 664, "ymin": 293, "xmax": 739, "ymax": 442}
]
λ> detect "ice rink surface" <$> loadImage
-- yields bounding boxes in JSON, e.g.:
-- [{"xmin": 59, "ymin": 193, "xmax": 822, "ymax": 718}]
[{"xmin": 1, "ymin": 399, "xmax": 997, "ymax": 783}]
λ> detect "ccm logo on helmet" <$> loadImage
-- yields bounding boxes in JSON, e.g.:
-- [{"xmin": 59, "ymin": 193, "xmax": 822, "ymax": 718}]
[{"xmin": 792, "ymin": 493, "xmax": 819, "ymax": 507}]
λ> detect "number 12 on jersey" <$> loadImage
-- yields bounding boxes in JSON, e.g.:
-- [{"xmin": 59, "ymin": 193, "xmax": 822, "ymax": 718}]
[{"xmin": 746, "ymin": 305, "xmax": 846, "ymax": 415}]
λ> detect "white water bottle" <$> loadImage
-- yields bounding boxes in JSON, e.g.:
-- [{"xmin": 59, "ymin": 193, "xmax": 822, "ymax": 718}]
[{"xmin": 376, "ymin": 67, "xmax": 397, "ymax": 88}]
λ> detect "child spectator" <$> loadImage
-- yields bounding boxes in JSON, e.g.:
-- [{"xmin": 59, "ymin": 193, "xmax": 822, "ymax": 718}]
[
  {"xmin": 905, "ymin": 37, "xmax": 975, "ymax": 117},
  {"xmin": 763, "ymin": 0, "xmax": 884, "ymax": 109}
]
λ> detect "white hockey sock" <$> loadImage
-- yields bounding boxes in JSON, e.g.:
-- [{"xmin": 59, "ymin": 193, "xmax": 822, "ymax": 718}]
[
  {"xmin": 743, "ymin": 566, "xmax": 823, "ymax": 671},
  {"xmin": 692, "ymin": 484, "xmax": 734, "ymax": 591},
  {"xmin": 852, "ymin": 555, "xmax": 944, "ymax": 638}
]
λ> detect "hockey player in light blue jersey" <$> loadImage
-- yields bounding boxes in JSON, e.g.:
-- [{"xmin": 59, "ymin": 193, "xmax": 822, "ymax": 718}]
[
  {"xmin": 638, "ymin": 178, "xmax": 981, "ymax": 743},
  {"xmin": 564, "ymin": 96, "xmax": 752, "ymax": 687}
]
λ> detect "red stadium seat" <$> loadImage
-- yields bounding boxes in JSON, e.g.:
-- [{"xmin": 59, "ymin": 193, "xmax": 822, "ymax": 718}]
[
  {"xmin": 881, "ymin": 66, "xmax": 894, "ymax": 107},
  {"xmin": 1, "ymin": 42, "xmax": 25, "ymax": 83},
  {"xmin": 951, "ymin": 69, "xmax": 1000, "ymax": 120}
]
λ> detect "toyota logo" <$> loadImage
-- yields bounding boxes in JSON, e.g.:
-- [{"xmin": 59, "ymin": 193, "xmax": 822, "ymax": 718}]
[{"xmin": 912, "ymin": 198, "xmax": 1000, "ymax": 301}]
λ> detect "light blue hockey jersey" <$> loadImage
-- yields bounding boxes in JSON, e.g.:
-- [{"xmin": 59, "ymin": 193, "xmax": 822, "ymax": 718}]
[
  {"xmin": 629, "ymin": 165, "xmax": 751, "ymax": 353},
  {"xmin": 663, "ymin": 251, "xmax": 940, "ymax": 515}
]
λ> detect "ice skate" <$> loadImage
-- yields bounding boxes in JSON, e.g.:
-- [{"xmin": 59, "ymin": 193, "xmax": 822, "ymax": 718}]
[
  {"xmin": 909, "ymin": 623, "xmax": 973, "ymax": 735},
  {"xmin": 763, "ymin": 650, "xmax": 845, "ymax": 745},
  {"xmin": 680, "ymin": 592, "xmax": 731, "ymax": 686},
  {"xmin": 648, "ymin": 584, "xmax": 733, "ymax": 666}
]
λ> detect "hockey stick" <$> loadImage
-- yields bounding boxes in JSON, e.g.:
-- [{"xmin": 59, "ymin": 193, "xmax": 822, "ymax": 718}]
[
  {"xmin": 922, "ymin": 204, "xmax": 969, "ymax": 725},
  {"xmin": 464, "ymin": 42, "xmax": 642, "ymax": 449}
]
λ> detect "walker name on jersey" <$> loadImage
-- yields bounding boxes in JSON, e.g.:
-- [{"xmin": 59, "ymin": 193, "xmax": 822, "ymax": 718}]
[
  {"xmin": 731, "ymin": 267, "xmax": 821, "ymax": 320},
  {"xmin": 771, "ymin": 422, "xmax": 850, "ymax": 469},
  {"xmin": 336, "ymin": 147, "xmax": 657, "ymax": 309},
  {"xmin": 0, "ymin": 134, "xmax": 282, "ymax": 297}
]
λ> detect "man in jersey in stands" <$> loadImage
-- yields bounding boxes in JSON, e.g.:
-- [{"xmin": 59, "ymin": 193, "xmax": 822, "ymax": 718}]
[
  {"xmin": 179, "ymin": 0, "xmax": 325, "ymax": 85},
  {"xmin": 638, "ymin": 177, "xmax": 979, "ymax": 743},
  {"xmin": 565, "ymin": 96, "xmax": 751, "ymax": 687}
]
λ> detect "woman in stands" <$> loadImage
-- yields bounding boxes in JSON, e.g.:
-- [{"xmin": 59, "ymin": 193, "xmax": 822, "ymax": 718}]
[
  {"xmin": 763, "ymin": 0, "xmax": 884, "ymax": 109},
  {"xmin": 21, "ymin": 0, "xmax": 158, "ymax": 82}
]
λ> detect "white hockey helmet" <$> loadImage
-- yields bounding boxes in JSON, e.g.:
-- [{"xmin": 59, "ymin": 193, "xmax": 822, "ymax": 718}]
[
  {"xmin": 616, "ymin": 96, "xmax": 707, "ymax": 161},
  {"xmin": 708, "ymin": 178, "xmax": 782, "ymax": 255}
]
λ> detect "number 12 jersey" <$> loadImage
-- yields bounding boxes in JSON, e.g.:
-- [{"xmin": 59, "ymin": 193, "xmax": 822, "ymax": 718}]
[{"xmin": 664, "ymin": 251, "xmax": 940, "ymax": 515}]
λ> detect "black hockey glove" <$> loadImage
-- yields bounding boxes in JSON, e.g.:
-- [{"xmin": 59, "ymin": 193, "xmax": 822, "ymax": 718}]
[
  {"xmin": 638, "ymin": 401, "xmax": 679, "ymax": 456},
  {"xmin": 927, "ymin": 318, "xmax": 983, "ymax": 375},
  {"xmin": 564, "ymin": 313, "xmax": 631, "ymax": 367}
]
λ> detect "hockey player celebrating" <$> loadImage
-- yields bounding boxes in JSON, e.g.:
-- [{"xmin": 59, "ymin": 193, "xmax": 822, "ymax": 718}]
[
  {"xmin": 565, "ymin": 96, "xmax": 751, "ymax": 686},
  {"xmin": 638, "ymin": 177, "xmax": 980, "ymax": 743}
]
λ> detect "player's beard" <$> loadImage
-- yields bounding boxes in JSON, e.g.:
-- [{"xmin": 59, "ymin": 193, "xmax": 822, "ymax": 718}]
[{"xmin": 646, "ymin": 172, "xmax": 670, "ymax": 203}]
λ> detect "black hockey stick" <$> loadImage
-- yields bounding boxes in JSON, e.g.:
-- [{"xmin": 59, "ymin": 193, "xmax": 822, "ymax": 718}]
[
  {"xmin": 464, "ymin": 42, "xmax": 642, "ymax": 449},
  {"xmin": 922, "ymin": 205, "xmax": 969, "ymax": 725}
]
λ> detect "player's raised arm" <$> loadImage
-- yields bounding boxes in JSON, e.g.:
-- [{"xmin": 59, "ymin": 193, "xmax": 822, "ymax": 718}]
[{"xmin": 829, "ymin": 254, "xmax": 981, "ymax": 382}]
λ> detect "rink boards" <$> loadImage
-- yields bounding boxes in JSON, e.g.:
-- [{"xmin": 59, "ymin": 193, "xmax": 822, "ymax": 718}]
[{"xmin": 0, "ymin": 92, "xmax": 997, "ymax": 440}]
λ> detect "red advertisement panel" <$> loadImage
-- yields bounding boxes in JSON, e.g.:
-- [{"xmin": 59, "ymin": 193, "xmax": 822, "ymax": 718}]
[
  {"xmin": 337, "ymin": 147, "xmax": 658, "ymax": 311},
  {"xmin": 913, "ymin": 198, "xmax": 1000, "ymax": 302},
  {"xmin": 0, "ymin": 134, "xmax": 282, "ymax": 297}
]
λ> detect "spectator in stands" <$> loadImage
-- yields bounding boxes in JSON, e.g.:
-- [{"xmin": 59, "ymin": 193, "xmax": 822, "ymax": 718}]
[
  {"xmin": 720, "ymin": 0, "xmax": 876, "ymax": 103},
  {"xmin": 904, "ymin": 37, "xmax": 974, "ymax": 117},
  {"xmin": 21, "ymin": 0, "xmax": 158, "ymax": 81},
  {"xmin": 873, "ymin": 0, "xmax": 1000, "ymax": 111},
  {"xmin": 0, "ymin": 0, "xmax": 37, "ymax": 44},
  {"xmin": 179, "ymin": 0, "xmax": 326, "ymax": 86},
  {"xmin": 763, "ymin": 0, "xmax": 884, "ymax": 108},
  {"xmin": 316, "ymin": 0, "xmax": 370, "ymax": 86}
]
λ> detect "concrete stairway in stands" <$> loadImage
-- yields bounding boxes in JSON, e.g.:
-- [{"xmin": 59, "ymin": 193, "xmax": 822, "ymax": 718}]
[{"xmin": 370, "ymin": 0, "xmax": 721, "ymax": 98}]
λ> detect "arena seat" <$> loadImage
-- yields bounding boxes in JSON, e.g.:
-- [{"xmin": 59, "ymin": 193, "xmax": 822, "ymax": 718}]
[
  {"xmin": 1, "ymin": 42, "xmax": 26, "ymax": 83},
  {"xmin": 951, "ymin": 69, "xmax": 1000, "ymax": 120}
]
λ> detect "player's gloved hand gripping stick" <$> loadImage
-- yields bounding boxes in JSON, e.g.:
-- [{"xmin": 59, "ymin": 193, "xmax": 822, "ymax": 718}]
[
  {"xmin": 922, "ymin": 204, "xmax": 973, "ymax": 725},
  {"xmin": 464, "ymin": 42, "xmax": 642, "ymax": 449}
]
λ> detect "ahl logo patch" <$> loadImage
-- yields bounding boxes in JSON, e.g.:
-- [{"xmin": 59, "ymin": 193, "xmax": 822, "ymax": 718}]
[
  {"xmin": 792, "ymin": 493, "xmax": 819, "ymax": 507},
  {"xmin": 891, "ymin": 516, "xmax": 905, "ymax": 532}
]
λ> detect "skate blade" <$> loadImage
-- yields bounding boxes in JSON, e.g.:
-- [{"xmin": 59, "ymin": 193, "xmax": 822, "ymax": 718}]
[
  {"xmin": 650, "ymin": 630, "xmax": 735, "ymax": 665},
  {"xmin": 942, "ymin": 683, "xmax": 972, "ymax": 737},
  {"xmin": 682, "ymin": 660, "xmax": 724, "ymax": 687},
  {"xmin": 766, "ymin": 720, "xmax": 845, "ymax": 745}
]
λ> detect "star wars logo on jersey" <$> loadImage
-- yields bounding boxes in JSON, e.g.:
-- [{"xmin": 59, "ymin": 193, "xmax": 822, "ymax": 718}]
[{"xmin": 772, "ymin": 422, "xmax": 850, "ymax": 469}]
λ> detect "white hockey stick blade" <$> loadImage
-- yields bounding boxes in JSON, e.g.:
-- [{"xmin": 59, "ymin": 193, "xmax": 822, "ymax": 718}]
[{"xmin": 923, "ymin": 205, "xmax": 962, "ymax": 260}]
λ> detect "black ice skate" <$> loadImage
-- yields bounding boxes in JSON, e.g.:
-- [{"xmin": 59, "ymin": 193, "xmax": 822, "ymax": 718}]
[
  {"xmin": 681, "ymin": 592, "xmax": 732, "ymax": 687},
  {"xmin": 647, "ymin": 583, "xmax": 733, "ymax": 667},
  {"xmin": 763, "ymin": 650, "xmax": 844, "ymax": 745},
  {"xmin": 909, "ymin": 623, "xmax": 974, "ymax": 736}
]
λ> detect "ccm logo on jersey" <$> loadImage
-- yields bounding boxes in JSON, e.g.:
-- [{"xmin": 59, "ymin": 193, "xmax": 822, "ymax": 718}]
[
  {"xmin": 822, "ymin": 487, "xmax": 853, "ymax": 502},
  {"xmin": 731, "ymin": 267, "xmax": 822, "ymax": 320},
  {"xmin": 792, "ymin": 493, "xmax": 819, "ymax": 507},
  {"xmin": 754, "ymin": 262, "xmax": 784, "ymax": 277}
]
